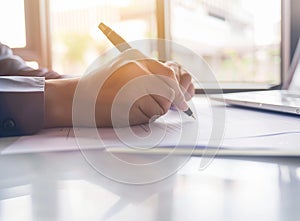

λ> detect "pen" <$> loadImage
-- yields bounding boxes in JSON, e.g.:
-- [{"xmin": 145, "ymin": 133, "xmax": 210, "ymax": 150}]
[
  {"xmin": 98, "ymin": 22, "xmax": 131, "ymax": 52},
  {"xmin": 98, "ymin": 22, "xmax": 195, "ymax": 119}
]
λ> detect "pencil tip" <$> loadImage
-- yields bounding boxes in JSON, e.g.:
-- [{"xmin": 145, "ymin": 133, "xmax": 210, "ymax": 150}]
[{"xmin": 191, "ymin": 114, "xmax": 196, "ymax": 119}]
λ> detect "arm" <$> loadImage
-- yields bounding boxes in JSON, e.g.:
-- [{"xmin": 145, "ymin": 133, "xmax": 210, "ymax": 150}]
[
  {"xmin": 44, "ymin": 57, "xmax": 194, "ymax": 128},
  {"xmin": 1, "ymin": 47, "xmax": 195, "ymax": 136}
]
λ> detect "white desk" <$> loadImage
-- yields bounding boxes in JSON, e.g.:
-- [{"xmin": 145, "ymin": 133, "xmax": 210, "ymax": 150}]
[
  {"xmin": 0, "ymin": 152, "xmax": 300, "ymax": 221},
  {"xmin": 0, "ymin": 96, "xmax": 300, "ymax": 221}
]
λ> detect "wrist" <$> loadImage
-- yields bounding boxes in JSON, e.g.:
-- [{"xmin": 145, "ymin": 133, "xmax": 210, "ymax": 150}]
[{"xmin": 44, "ymin": 78, "xmax": 78, "ymax": 128}]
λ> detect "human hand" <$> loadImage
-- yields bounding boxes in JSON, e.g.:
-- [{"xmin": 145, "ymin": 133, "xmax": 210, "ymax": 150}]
[
  {"xmin": 45, "ymin": 49, "xmax": 189, "ymax": 128},
  {"xmin": 81, "ymin": 55, "xmax": 189, "ymax": 127},
  {"xmin": 19, "ymin": 67, "xmax": 61, "ymax": 79},
  {"xmin": 164, "ymin": 61, "xmax": 195, "ymax": 101}
]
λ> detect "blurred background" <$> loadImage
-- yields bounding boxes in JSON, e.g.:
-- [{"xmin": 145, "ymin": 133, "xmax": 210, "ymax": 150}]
[{"xmin": 0, "ymin": 0, "xmax": 286, "ymax": 86}]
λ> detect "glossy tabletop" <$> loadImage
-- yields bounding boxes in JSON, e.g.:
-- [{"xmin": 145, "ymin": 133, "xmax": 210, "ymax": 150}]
[{"xmin": 0, "ymin": 151, "xmax": 300, "ymax": 221}]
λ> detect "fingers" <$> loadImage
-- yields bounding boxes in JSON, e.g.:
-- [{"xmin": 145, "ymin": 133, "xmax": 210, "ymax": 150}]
[
  {"xmin": 142, "ymin": 94, "xmax": 172, "ymax": 118},
  {"xmin": 95, "ymin": 57, "xmax": 193, "ymax": 127},
  {"xmin": 165, "ymin": 61, "xmax": 195, "ymax": 101},
  {"xmin": 44, "ymin": 70, "xmax": 61, "ymax": 79},
  {"xmin": 138, "ymin": 59, "xmax": 189, "ymax": 111},
  {"xmin": 186, "ymin": 84, "xmax": 195, "ymax": 101},
  {"xmin": 164, "ymin": 61, "xmax": 195, "ymax": 101},
  {"xmin": 124, "ymin": 59, "xmax": 193, "ymax": 106},
  {"xmin": 164, "ymin": 61, "xmax": 181, "ymax": 79},
  {"xmin": 179, "ymin": 73, "xmax": 192, "ymax": 89},
  {"xmin": 19, "ymin": 68, "xmax": 61, "ymax": 79},
  {"xmin": 129, "ymin": 95, "xmax": 171, "ymax": 125},
  {"xmin": 98, "ymin": 61, "xmax": 175, "ymax": 127},
  {"xmin": 129, "ymin": 103, "xmax": 151, "ymax": 126},
  {"xmin": 138, "ymin": 59, "xmax": 176, "ymax": 80},
  {"xmin": 129, "ymin": 75, "xmax": 174, "ymax": 125},
  {"xmin": 179, "ymin": 73, "xmax": 195, "ymax": 101}
]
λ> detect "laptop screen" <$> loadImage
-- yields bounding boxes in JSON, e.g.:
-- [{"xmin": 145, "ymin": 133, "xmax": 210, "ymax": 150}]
[
  {"xmin": 287, "ymin": 38, "xmax": 300, "ymax": 91},
  {"xmin": 289, "ymin": 64, "xmax": 300, "ymax": 91}
]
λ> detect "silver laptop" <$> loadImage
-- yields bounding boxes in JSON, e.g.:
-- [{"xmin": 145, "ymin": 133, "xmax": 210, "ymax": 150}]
[{"xmin": 210, "ymin": 39, "xmax": 300, "ymax": 116}]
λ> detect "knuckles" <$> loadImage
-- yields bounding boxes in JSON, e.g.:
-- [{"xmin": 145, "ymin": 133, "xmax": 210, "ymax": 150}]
[
  {"xmin": 124, "ymin": 60, "xmax": 139, "ymax": 69},
  {"xmin": 164, "ymin": 67, "xmax": 176, "ymax": 79},
  {"xmin": 180, "ymin": 73, "xmax": 192, "ymax": 84},
  {"xmin": 159, "ymin": 100, "xmax": 172, "ymax": 115}
]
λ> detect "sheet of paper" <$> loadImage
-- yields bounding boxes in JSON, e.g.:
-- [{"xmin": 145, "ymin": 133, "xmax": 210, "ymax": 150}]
[{"xmin": 1, "ymin": 96, "xmax": 300, "ymax": 155}]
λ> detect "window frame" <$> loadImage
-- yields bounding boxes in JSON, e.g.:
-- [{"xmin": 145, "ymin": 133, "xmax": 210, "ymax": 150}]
[
  {"xmin": 12, "ymin": 0, "xmax": 52, "ymax": 69},
  {"xmin": 12, "ymin": 0, "xmax": 291, "ymax": 92}
]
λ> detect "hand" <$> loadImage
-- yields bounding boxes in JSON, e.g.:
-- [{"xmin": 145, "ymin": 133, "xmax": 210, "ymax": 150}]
[
  {"xmin": 44, "ymin": 49, "xmax": 189, "ymax": 128},
  {"xmin": 164, "ymin": 61, "xmax": 195, "ymax": 101},
  {"xmin": 19, "ymin": 67, "xmax": 61, "ymax": 79},
  {"xmin": 93, "ymin": 59, "xmax": 182, "ymax": 127}
]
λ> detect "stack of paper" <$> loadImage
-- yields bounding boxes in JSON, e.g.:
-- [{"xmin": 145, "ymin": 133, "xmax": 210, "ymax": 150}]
[{"xmin": 1, "ymin": 96, "xmax": 300, "ymax": 156}]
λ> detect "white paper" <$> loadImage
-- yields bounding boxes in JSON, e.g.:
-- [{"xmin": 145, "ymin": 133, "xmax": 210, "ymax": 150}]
[{"xmin": 1, "ymin": 96, "xmax": 300, "ymax": 155}]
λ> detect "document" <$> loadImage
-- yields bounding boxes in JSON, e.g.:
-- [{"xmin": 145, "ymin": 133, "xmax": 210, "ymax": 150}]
[{"xmin": 1, "ymin": 96, "xmax": 300, "ymax": 155}]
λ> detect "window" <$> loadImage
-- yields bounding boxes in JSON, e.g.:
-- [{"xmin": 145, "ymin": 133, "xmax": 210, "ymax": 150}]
[
  {"xmin": 0, "ymin": 0, "xmax": 51, "ymax": 69},
  {"xmin": 169, "ymin": 0, "xmax": 283, "ymax": 86},
  {"xmin": 0, "ymin": 0, "xmax": 26, "ymax": 48},
  {"xmin": 1, "ymin": 0, "xmax": 290, "ymax": 90},
  {"xmin": 49, "ymin": 0, "xmax": 157, "ymax": 75}
]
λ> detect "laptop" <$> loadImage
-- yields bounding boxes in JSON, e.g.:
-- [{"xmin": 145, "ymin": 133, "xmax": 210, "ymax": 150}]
[{"xmin": 210, "ymin": 39, "xmax": 300, "ymax": 115}]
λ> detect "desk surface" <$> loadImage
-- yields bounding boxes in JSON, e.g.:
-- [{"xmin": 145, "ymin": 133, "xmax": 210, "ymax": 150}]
[
  {"xmin": 1, "ymin": 96, "xmax": 300, "ymax": 221},
  {"xmin": 0, "ymin": 151, "xmax": 300, "ymax": 221}
]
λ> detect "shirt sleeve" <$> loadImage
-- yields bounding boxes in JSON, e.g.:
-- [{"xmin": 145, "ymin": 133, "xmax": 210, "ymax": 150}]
[{"xmin": 0, "ymin": 76, "xmax": 45, "ymax": 137}]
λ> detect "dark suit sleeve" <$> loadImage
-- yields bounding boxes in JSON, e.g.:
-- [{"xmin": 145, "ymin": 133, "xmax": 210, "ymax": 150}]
[
  {"xmin": 0, "ymin": 42, "xmax": 46, "ymax": 137},
  {"xmin": 0, "ymin": 76, "xmax": 45, "ymax": 137},
  {"xmin": 0, "ymin": 42, "xmax": 61, "ymax": 79},
  {"xmin": 0, "ymin": 42, "xmax": 32, "ymax": 76}
]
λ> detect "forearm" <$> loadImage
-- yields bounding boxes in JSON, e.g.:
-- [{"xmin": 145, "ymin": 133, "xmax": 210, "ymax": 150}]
[{"xmin": 44, "ymin": 78, "xmax": 78, "ymax": 128}]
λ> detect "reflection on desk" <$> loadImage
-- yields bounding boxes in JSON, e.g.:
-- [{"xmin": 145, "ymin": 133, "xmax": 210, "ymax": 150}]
[{"xmin": 0, "ymin": 151, "xmax": 300, "ymax": 221}]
